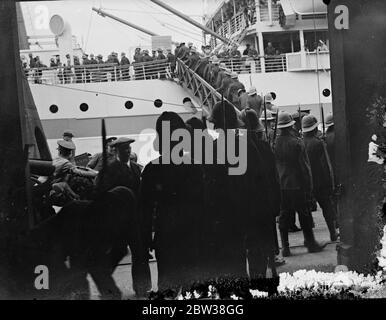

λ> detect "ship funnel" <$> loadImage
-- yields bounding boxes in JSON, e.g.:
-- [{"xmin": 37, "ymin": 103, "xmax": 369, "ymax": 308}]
[{"xmin": 49, "ymin": 14, "xmax": 66, "ymax": 36}]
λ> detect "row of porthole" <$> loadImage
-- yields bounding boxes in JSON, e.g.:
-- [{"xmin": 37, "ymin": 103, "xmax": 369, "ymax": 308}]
[{"xmin": 49, "ymin": 99, "xmax": 164, "ymax": 113}]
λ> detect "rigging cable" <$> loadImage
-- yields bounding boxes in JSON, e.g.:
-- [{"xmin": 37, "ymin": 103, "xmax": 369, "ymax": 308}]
[{"xmin": 312, "ymin": 0, "xmax": 323, "ymax": 116}]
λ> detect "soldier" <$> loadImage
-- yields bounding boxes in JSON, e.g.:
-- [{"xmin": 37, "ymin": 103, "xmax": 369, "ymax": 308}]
[
  {"xmin": 246, "ymin": 86, "xmax": 263, "ymax": 116},
  {"xmin": 120, "ymin": 52, "xmax": 131, "ymax": 81},
  {"xmin": 166, "ymin": 48, "xmax": 176, "ymax": 76},
  {"xmin": 208, "ymin": 56, "xmax": 220, "ymax": 87},
  {"xmin": 264, "ymin": 93, "xmax": 279, "ymax": 113},
  {"xmin": 140, "ymin": 112, "xmax": 205, "ymax": 293},
  {"xmin": 96, "ymin": 54, "xmax": 107, "ymax": 82},
  {"xmin": 73, "ymin": 56, "xmax": 82, "ymax": 83},
  {"xmin": 64, "ymin": 54, "xmax": 73, "ymax": 84},
  {"xmin": 187, "ymin": 47, "xmax": 200, "ymax": 69},
  {"xmin": 62, "ymin": 130, "xmax": 76, "ymax": 163},
  {"xmin": 141, "ymin": 50, "xmax": 153, "ymax": 80},
  {"xmin": 156, "ymin": 48, "xmax": 167, "ymax": 79},
  {"xmin": 177, "ymin": 42, "xmax": 190, "ymax": 62},
  {"xmin": 206, "ymin": 101, "xmax": 248, "ymax": 279},
  {"xmin": 240, "ymin": 108, "xmax": 282, "ymax": 278},
  {"xmin": 89, "ymin": 54, "xmax": 97, "ymax": 64},
  {"xmin": 214, "ymin": 63, "xmax": 227, "ymax": 89},
  {"xmin": 227, "ymin": 72, "xmax": 245, "ymax": 109},
  {"xmin": 259, "ymin": 109, "xmax": 275, "ymax": 143},
  {"xmin": 238, "ymin": 88, "xmax": 249, "ymax": 111},
  {"xmin": 87, "ymin": 137, "xmax": 117, "ymax": 172},
  {"xmin": 94, "ymin": 137, "xmax": 151, "ymax": 297},
  {"xmin": 302, "ymin": 115, "xmax": 338, "ymax": 241},
  {"xmin": 109, "ymin": 52, "xmax": 120, "ymax": 81},
  {"xmin": 216, "ymin": 69, "xmax": 233, "ymax": 97},
  {"xmin": 275, "ymin": 112, "xmax": 326, "ymax": 257},
  {"xmin": 82, "ymin": 53, "xmax": 91, "ymax": 83},
  {"xmin": 325, "ymin": 114, "xmax": 335, "ymax": 177}
]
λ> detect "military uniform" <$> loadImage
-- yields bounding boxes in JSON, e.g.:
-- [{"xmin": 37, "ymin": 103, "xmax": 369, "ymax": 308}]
[
  {"xmin": 274, "ymin": 112, "xmax": 325, "ymax": 256},
  {"xmin": 302, "ymin": 115, "xmax": 338, "ymax": 241},
  {"xmin": 227, "ymin": 76, "xmax": 245, "ymax": 108}
]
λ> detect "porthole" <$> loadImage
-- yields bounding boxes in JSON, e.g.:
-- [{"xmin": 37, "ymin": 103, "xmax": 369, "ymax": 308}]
[
  {"xmin": 322, "ymin": 89, "xmax": 331, "ymax": 97},
  {"xmin": 80, "ymin": 103, "xmax": 89, "ymax": 112},
  {"xmin": 270, "ymin": 92, "xmax": 277, "ymax": 100},
  {"xmin": 125, "ymin": 101, "xmax": 134, "ymax": 109},
  {"xmin": 183, "ymin": 97, "xmax": 191, "ymax": 104},
  {"xmin": 49, "ymin": 104, "xmax": 58, "ymax": 113},
  {"xmin": 154, "ymin": 99, "xmax": 163, "ymax": 108}
]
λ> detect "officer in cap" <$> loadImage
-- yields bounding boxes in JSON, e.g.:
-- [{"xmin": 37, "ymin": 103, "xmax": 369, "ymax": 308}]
[
  {"xmin": 87, "ymin": 137, "xmax": 117, "ymax": 172},
  {"xmin": 53, "ymin": 140, "xmax": 97, "ymax": 183},
  {"xmin": 96, "ymin": 137, "xmax": 141, "ymax": 195},
  {"xmin": 302, "ymin": 115, "xmax": 338, "ymax": 241},
  {"xmin": 140, "ymin": 112, "xmax": 205, "ymax": 293},
  {"xmin": 275, "ymin": 112, "xmax": 326, "ymax": 256},
  {"xmin": 247, "ymin": 86, "xmax": 263, "ymax": 117}
]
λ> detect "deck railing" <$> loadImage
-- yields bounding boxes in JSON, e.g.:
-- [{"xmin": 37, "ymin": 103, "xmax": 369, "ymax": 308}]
[
  {"xmin": 25, "ymin": 59, "xmax": 172, "ymax": 85},
  {"xmin": 218, "ymin": 55, "xmax": 286, "ymax": 74}
]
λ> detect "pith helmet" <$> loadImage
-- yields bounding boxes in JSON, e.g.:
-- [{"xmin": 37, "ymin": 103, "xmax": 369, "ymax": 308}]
[
  {"xmin": 57, "ymin": 139, "xmax": 75, "ymax": 150},
  {"xmin": 248, "ymin": 86, "xmax": 257, "ymax": 96},
  {"xmin": 325, "ymin": 114, "xmax": 334, "ymax": 127},
  {"xmin": 208, "ymin": 101, "xmax": 244, "ymax": 129},
  {"xmin": 277, "ymin": 111, "xmax": 295, "ymax": 129},
  {"xmin": 302, "ymin": 115, "xmax": 319, "ymax": 133}
]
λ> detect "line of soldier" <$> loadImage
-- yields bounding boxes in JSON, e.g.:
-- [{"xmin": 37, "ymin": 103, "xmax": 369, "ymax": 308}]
[{"xmin": 37, "ymin": 98, "xmax": 337, "ymax": 299}]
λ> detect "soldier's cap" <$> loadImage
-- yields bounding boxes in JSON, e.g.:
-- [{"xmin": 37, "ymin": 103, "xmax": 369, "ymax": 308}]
[
  {"xmin": 225, "ymin": 69, "xmax": 232, "ymax": 75},
  {"xmin": 82, "ymin": 53, "xmax": 88, "ymax": 57},
  {"xmin": 238, "ymin": 88, "xmax": 246, "ymax": 95},
  {"xmin": 265, "ymin": 93, "xmax": 273, "ymax": 102},
  {"xmin": 112, "ymin": 52, "xmax": 118, "ymax": 56},
  {"xmin": 143, "ymin": 49, "xmax": 149, "ymax": 54},
  {"xmin": 65, "ymin": 54, "xmax": 70, "ymax": 58},
  {"xmin": 106, "ymin": 136, "xmax": 118, "ymax": 144},
  {"xmin": 208, "ymin": 101, "xmax": 244, "ymax": 129},
  {"xmin": 188, "ymin": 42, "xmax": 193, "ymax": 46},
  {"xmin": 57, "ymin": 139, "xmax": 76, "ymax": 150},
  {"xmin": 277, "ymin": 111, "xmax": 295, "ymax": 129},
  {"xmin": 246, "ymin": 43, "xmax": 251, "ymax": 47},
  {"xmin": 121, "ymin": 52, "xmax": 126, "ymax": 55},
  {"xmin": 231, "ymin": 72, "xmax": 238, "ymax": 79},
  {"xmin": 63, "ymin": 130, "xmax": 74, "ymax": 138},
  {"xmin": 157, "ymin": 48, "xmax": 163, "ymax": 52},
  {"xmin": 260, "ymin": 110, "xmax": 275, "ymax": 121},
  {"xmin": 90, "ymin": 53, "xmax": 94, "ymax": 57},
  {"xmin": 302, "ymin": 115, "xmax": 319, "ymax": 133},
  {"xmin": 97, "ymin": 54, "xmax": 103, "ymax": 58},
  {"xmin": 190, "ymin": 47, "xmax": 197, "ymax": 53},
  {"xmin": 248, "ymin": 86, "xmax": 257, "ymax": 96},
  {"xmin": 325, "ymin": 114, "xmax": 334, "ymax": 127},
  {"xmin": 219, "ymin": 63, "xmax": 227, "ymax": 70},
  {"xmin": 110, "ymin": 137, "xmax": 135, "ymax": 148}
]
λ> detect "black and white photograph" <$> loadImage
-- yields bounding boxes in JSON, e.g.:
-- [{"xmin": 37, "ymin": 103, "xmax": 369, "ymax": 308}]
[{"xmin": 0, "ymin": 0, "xmax": 386, "ymax": 307}]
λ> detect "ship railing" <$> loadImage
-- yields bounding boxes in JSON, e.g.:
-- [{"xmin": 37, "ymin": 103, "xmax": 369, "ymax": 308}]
[
  {"xmin": 263, "ymin": 54, "xmax": 287, "ymax": 72},
  {"xmin": 217, "ymin": 54, "xmax": 286, "ymax": 74},
  {"xmin": 24, "ymin": 59, "xmax": 172, "ymax": 84},
  {"xmin": 176, "ymin": 58, "xmax": 240, "ymax": 116},
  {"xmin": 219, "ymin": 57, "xmax": 262, "ymax": 74},
  {"xmin": 217, "ymin": 11, "xmax": 247, "ymax": 39}
]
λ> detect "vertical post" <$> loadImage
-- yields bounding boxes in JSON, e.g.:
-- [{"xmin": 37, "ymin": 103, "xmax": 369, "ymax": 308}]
[
  {"xmin": 0, "ymin": 0, "xmax": 28, "ymax": 289},
  {"xmin": 290, "ymin": 32, "xmax": 294, "ymax": 52},
  {"xmin": 258, "ymin": 32, "xmax": 265, "ymax": 73},
  {"xmin": 268, "ymin": 0, "xmax": 273, "ymax": 25},
  {"xmin": 255, "ymin": 0, "xmax": 261, "ymax": 23},
  {"xmin": 299, "ymin": 29, "xmax": 306, "ymax": 69},
  {"xmin": 233, "ymin": 0, "xmax": 236, "ymax": 16}
]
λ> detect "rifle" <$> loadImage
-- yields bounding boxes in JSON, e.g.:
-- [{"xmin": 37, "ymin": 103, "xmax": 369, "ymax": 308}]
[
  {"xmin": 320, "ymin": 103, "xmax": 326, "ymax": 140},
  {"xmin": 97, "ymin": 119, "xmax": 107, "ymax": 191},
  {"xmin": 263, "ymin": 93, "xmax": 269, "ymax": 144},
  {"xmin": 298, "ymin": 104, "xmax": 303, "ymax": 136},
  {"xmin": 272, "ymin": 111, "xmax": 279, "ymax": 150}
]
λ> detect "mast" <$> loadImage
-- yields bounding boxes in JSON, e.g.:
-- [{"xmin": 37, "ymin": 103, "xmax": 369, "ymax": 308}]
[
  {"xmin": 92, "ymin": 7, "xmax": 159, "ymax": 37},
  {"xmin": 149, "ymin": 0, "xmax": 230, "ymax": 44}
]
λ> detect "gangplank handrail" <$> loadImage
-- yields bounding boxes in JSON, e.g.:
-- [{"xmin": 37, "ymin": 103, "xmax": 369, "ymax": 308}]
[{"xmin": 176, "ymin": 58, "xmax": 241, "ymax": 117}]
